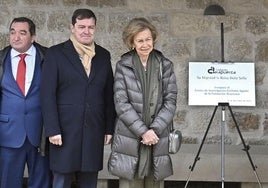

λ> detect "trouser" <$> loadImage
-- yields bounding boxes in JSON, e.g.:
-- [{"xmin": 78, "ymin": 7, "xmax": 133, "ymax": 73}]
[
  {"xmin": 52, "ymin": 171, "xmax": 98, "ymax": 188},
  {"xmin": 119, "ymin": 175, "xmax": 164, "ymax": 188},
  {"xmin": 0, "ymin": 138, "xmax": 51, "ymax": 188}
]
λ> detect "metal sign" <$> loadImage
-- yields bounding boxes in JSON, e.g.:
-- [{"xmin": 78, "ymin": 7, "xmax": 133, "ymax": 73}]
[{"xmin": 188, "ymin": 62, "xmax": 255, "ymax": 106}]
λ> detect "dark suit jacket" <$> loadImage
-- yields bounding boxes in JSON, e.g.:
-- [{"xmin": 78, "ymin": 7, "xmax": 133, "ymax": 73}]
[
  {"xmin": 0, "ymin": 43, "xmax": 46, "ymax": 149},
  {"xmin": 41, "ymin": 40, "xmax": 115, "ymax": 173}
]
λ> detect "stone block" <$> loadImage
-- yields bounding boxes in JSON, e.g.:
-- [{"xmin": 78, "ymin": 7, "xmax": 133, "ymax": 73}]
[
  {"xmin": 195, "ymin": 36, "xmax": 221, "ymax": 62},
  {"xmin": 228, "ymin": 112, "xmax": 260, "ymax": 131},
  {"xmin": 63, "ymin": 0, "xmax": 82, "ymax": 5},
  {"xmin": 47, "ymin": 11, "xmax": 70, "ymax": 32},
  {"xmin": 162, "ymin": 0, "xmax": 183, "ymax": 9},
  {"xmin": 99, "ymin": 0, "xmax": 126, "ymax": 7},
  {"xmin": 171, "ymin": 13, "xmax": 211, "ymax": 36},
  {"xmin": 245, "ymin": 16, "xmax": 267, "ymax": 35},
  {"xmin": 227, "ymin": 37, "xmax": 252, "ymax": 61},
  {"xmin": 0, "ymin": 33, "xmax": 9, "ymax": 48},
  {"xmin": 256, "ymin": 39, "xmax": 268, "ymax": 62},
  {"xmin": 162, "ymin": 38, "xmax": 191, "ymax": 58},
  {"xmin": 12, "ymin": 11, "xmax": 46, "ymax": 31},
  {"xmin": 128, "ymin": 0, "xmax": 162, "ymax": 11},
  {"xmin": 85, "ymin": 0, "xmax": 98, "ymax": 6},
  {"xmin": 24, "ymin": 0, "xmax": 55, "ymax": 5},
  {"xmin": 229, "ymin": 0, "xmax": 260, "ymax": 13}
]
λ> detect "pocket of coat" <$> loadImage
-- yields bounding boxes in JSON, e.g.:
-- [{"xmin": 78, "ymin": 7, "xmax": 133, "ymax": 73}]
[{"xmin": 0, "ymin": 114, "xmax": 9, "ymax": 122}]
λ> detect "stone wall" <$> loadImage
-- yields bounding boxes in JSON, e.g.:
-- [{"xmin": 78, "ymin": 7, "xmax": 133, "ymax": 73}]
[{"xmin": 2, "ymin": 0, "xmax": 268, "ymax": 185}]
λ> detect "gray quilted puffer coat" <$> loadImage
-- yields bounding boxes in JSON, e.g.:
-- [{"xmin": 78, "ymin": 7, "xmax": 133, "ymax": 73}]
[{"xmin": 108, "ymin": 49, "xmax": 178, "ymax": 181}]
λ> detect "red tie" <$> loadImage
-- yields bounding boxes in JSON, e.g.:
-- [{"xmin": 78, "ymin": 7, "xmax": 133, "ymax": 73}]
[{"xmin": 16, "ymin": 54, "xmax": 27, "ymax": 95}]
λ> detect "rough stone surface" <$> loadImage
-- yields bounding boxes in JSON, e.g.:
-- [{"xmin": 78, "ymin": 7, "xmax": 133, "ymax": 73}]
[
  {"xmin": 63, "ymin": 0, "xmax": 82, "ymax": 6},
  {"xmin": 0, "ymin": 0, "xmax": 17, "ymax": 6},
  {"xmin": 263, "ymin": 113, "xmax": 268, "ymax": 134},
  {"xmin": 245, "ymin": 16, "xmax": 267, "ymax": 35},
  {"xmin": 24, "ymin": 0, "xmax": 55, "ymax": 5},
  {"xmin": 171, "ymin": 13, "xmax": 211, "ymax": 36},
  {"xmin": 227, "ymin": 37, "xmax": 252, "ymax": 61},
  {"xmin": 256, "ymin": 39, "xmax": 268, "ymax": 62},
  {"xmin": 85, "ymin": 0, "xmax": 98, "ymax": 7},
  {"xmin": 99, "ymin": 0, "xmax": 127, "ymax": 7},
  {"xmin": 195, "ymin": 36, "xmax": 221, "ymax": 61},
  {"xmin": 162, "ymin": 0, "xmax": 183, "ymax": 9},
  {"xmin": 47, "ymin": 11, "xmax": 70, "ymax": 32},
  {"xmin": 228, "ymin": 112, "xmax": 260, "ymax": 131},
  {"xmin": 255, "ymin": 62, "xmax": 267, "ymax": 85}
]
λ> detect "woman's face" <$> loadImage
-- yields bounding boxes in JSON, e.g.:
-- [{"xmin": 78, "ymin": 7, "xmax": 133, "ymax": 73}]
[{"xmin": 133, "ymin": 28, "xmax": 153, "ymax": 62}]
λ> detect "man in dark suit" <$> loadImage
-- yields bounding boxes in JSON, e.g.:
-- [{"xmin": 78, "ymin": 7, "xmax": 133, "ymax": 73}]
[
  {"xmin": 41, "ymin": 9, "xmax": 115, "ymax": 188},
  {"xmin": 0, "ymin": 17, "xmax": 50, "ymax": 188}
]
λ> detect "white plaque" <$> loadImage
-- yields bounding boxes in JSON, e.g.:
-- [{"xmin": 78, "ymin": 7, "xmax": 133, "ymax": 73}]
[{"xmin": 188, "ymin": 62, "xmax": 255, "ymax": 106}]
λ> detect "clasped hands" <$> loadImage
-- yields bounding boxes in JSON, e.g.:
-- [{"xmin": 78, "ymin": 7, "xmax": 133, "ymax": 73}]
[{"xmin": 141, "ymin": 129, "xmax": 159, "ymax": 146}]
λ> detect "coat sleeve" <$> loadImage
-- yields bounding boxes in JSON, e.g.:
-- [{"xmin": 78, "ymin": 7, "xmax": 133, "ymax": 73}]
[
  {"xmin": 150, "ymin": 59, "xmax": 178, "ymax": 135},
  {"xmin": 114, "ymin": 61, "xmax": 148, "ymax": 137},
  {"xmin": 40, "ymin": 47, "xmax": 61, "ymax": 137},
  {"xmin": 104, "ymin": 53, "xmax": 116, "ymax": 135}
]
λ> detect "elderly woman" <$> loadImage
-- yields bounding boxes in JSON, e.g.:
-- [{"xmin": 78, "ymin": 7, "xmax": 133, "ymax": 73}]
[{"xmin": 108, "ymin": 17, "xmax": 178, "ymax": 188}]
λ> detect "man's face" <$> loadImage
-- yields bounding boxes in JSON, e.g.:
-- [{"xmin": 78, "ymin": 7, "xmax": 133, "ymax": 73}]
[
  {"xmin": 71, "ymin": 18, "xmax": 96, "ymax": 46},
  {"xmin": 9, "ymin": 22, "xmax": 35, "ymax": 53}
]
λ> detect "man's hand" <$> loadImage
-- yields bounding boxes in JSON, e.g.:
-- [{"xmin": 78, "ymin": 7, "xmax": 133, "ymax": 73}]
[
  {"xmin": 49, "ymin": 134, "xmax": 62, "ymax": 146},
  {"xmin": 104, "ymin": 134, "xmax": 113, "ymax": 145}
]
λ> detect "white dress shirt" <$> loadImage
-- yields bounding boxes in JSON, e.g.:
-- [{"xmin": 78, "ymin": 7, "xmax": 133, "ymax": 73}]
[{"xmin": 11, "ymin": 45, "xmax": 36, "ymax": 95}]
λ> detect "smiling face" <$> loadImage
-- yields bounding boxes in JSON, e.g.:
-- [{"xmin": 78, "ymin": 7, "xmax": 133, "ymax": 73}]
[
  {"xmin": 70, "ymin": 17, "xmax": 96, "ymax": 46},
  {"xmin": 9, "ymin": 22, "xmax": 35, "ymax": 53},
  {"xmin": 133, "ymin": 28, "xmax": 153, "ymax": 62}
]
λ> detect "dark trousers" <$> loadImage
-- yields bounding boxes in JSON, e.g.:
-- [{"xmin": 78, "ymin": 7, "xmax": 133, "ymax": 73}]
[
  {"xmin": 53, "ymin": 171, "xmax": 98, "ymax": 188},
  {"xmin": 0, "ymin": 138, "xmax": 51, "ymax": 188},
  {"xmin": 119, "ymin": 175, "xmax": 164, "ymax": 188}
]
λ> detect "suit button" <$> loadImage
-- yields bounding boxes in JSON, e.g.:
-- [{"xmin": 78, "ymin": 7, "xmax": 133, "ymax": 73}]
[{"xmin": 150, "ymin": 103, "xmax": 154, "ymax": 106}]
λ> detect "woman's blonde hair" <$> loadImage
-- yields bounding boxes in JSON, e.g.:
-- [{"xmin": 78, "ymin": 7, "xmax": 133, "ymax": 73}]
[{"xmin": 122, "ymin": 17, "xmax": 158, "ymax": 50}]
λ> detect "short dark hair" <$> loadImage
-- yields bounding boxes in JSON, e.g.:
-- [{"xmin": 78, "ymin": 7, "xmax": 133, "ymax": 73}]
[
  {"xmin": 10, "ymin": 17, "xmax": 36, "ymax": 36},
  {"xmin": 71, "ymin": 9, "xmax": 97, "ymax": 25}
]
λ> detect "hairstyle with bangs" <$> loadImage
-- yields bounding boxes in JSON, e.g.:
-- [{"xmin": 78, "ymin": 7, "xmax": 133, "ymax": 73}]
[{"xmin": 122, "ymin": 17, "xmax": 158, "ymax": 50}]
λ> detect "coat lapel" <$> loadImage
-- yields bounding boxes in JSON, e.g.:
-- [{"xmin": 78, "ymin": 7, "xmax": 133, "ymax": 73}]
[
  {"xmin": 26, "ymin": 50, "xmax": 42, "ymax": 96},
  {"xmin": 87, "ymin": 44, "xmax": 107, "ymax": 84},
  {"xmin": 88, "ymin": 50, "xmax": 102, "ymax": 83},
  {"xmin": 62, "ymin": 40, "xmax": 88, "ymax": 80},
  {"xmin": 3, "ymin": 54, "xmax": 23, "ymax": 97},
  {"xmin": 62, "ymin": 40, "xmax": 105, "ymax": 83}
]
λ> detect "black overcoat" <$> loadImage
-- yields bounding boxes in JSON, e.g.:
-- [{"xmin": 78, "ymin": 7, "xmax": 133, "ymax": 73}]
[{"xmin": 41, "ymin": 40, "xmax": 115, "ymax": 172}]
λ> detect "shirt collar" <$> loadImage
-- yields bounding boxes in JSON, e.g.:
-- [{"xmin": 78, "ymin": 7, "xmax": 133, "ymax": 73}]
[{"xmin": 11, "ymin": 44, "xmax": 35, "ymax": 59}]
